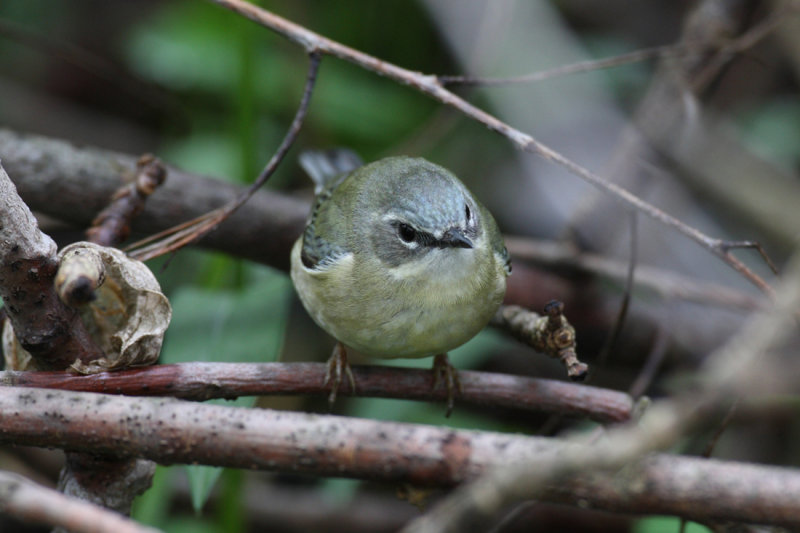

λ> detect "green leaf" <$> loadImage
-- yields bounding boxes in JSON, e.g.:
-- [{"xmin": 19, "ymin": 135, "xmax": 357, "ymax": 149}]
[
  {"xmin": 131, "ymin": 466, "xmax": 174, "ymax": 526},
  {"xmin": 633, "ymin": 517, "xmax": 712, "ymax": 533},
  {"xmin": 161, "ymin": 268, "xmax": 292, "ymax": 513}
]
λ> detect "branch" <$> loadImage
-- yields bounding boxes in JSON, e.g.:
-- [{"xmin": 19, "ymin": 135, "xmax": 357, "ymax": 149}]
[
  {"xmin": 0, "ymin": 129, "xmax": 767, "ymax": 314},
  {"xmin": 86, "ymin": 154, "xmax": 167, "ymax": 247},
  {"xmin": 208, "ymin": 0, "xmax": 779, "ymax": 296},
  {"xmin": 505, "ymin": 236, "xmax": 766, "ymax": 311},
  {"xmin": 0, "ymin": 362, "xmax": 633, "ymax": 423},
  {"xmin": 0, "ymin": 161, "xmax": 104, "ymax": 369},
  {"xmin": 438, "ymin": 44, "xmax": 686, "ymax": 86},
  {"xmin": 0, "ymin": 128, "xmax": 307, "ymax": 271},
  {"xmin": 0, "ymin": 470, "xmax": 160, "ymax": 533},
  {"xmin": 2, "ymin": 387, "xmax": 800, "ymax": 528},
  {"xmin": 127, "ymin": 51, "xmax": 322, "ymax": 262},
  {"xmin": 402, "ymin": 247, "xmax": 800, "ymax": 532}
]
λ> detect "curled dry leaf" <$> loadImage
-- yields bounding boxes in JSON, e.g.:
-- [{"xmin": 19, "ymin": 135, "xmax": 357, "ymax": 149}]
[{"xmin": 3, "ymin": 242, "xmax": 171, "ymax": 372}]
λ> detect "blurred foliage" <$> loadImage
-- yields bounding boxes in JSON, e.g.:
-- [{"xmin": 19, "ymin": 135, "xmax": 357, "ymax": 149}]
[
  {"xmin": 633, "ymin": 517, "xmax": 711, "ymax": 533},
  {"xmin": 1, "ymin": 0, "xmax": 799, "ymax": 532},
  {"xmin": 156, "ymin": 265, "xmax": 291, "ymax": 513}
]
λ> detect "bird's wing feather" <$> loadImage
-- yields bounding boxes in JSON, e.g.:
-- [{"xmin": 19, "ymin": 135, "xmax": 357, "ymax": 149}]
[{"xmin": 299, "ymin": 149, "xmax": 363, "ymax": 270}]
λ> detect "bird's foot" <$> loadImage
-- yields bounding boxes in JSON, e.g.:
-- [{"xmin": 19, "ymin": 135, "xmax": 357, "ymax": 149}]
[
  {"xmin": 324, "ymin": 342, "xmax": 356, "ymax": 406},
  {"xmin": 432, "ymin": 353, "xmax": 462, "ymax": 417}
]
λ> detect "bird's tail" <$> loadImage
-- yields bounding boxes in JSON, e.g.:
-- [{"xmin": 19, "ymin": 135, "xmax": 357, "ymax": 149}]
[{"xmin": 299, "ymin": 149, "xmax": 363, "ymax": 194}]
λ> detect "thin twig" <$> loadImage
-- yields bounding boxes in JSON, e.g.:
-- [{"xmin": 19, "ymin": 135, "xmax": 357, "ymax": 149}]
[
  {"xmin": 504, "ymin": 236, "xmax": 766, "ymax": 311},
  {"xmin": 701, "ymin": 399, "xmax": 739, "ymax": 458},
  {"xmin": 127, "ymin": 51, "xmax": 322, "ymax": 261},
  {"xmin": 86, "ymin": 154, "xmax": 167, "ymax": 247},
  {"xmin": 439, "ymin": 44, "xmax": 687, "ymax": 86},
  {"xmin": 0, "ymin": 362, "xmax": 633, "ymax": 423},
  {"xmin": 628, "ymin": 321, "xmax": 671, "ymax": 399},
  {"xmin": 596, "ymin": 212, "xmax": 638, "ymax": 366},
  {"xmin": 206, "ymin": 0, "xmax": 779, "ymax": 297},
  {"xmin": 0, "ymin": 470, "xmax": 160, "ymax": 533},
  {"xmin": 689, "ymin": 1, "xmax": 800, "ymax": 92}
]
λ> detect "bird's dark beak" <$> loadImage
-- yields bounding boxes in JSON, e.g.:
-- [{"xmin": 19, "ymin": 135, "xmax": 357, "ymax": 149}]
[{"xmin": 442, "ymin": 228, "xmax": 473, "ymax": 249}]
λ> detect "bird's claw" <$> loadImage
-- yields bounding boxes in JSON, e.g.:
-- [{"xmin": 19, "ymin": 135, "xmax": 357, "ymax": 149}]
[
  {"xmin": 432, "ymin": 353, "xmax": 462, "ymax": 417},
  {"xmin": 324, "ymin": 342, "xmax": 356, "ymax": 406}
]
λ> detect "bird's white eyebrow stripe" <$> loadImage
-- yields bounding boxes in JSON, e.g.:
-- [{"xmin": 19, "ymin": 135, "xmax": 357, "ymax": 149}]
[{"xmin": 381, "ymin": 213, "xmax": 405, "ymax": 224}]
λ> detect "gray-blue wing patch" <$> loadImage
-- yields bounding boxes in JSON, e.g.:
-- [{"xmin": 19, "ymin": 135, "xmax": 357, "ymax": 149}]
[{"xmin": 300, "ymin": 221, "xmax": 348, "ymax": 271}]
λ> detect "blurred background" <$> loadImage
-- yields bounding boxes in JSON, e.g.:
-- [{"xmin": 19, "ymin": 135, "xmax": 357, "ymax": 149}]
[{"xmin": 0, "ymin": 1, "xmax": 798, "ymax": 532}]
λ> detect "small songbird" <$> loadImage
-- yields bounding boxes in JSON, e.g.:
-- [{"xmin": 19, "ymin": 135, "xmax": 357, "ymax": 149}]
[{"xmin": 290, "ymin": 150, "xmax": 511, "ymax": 414}]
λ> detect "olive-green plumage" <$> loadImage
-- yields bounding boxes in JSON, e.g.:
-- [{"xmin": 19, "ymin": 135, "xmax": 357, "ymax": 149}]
[{"xmin": 291, "ymin": 151, "xmax": 510, "ymax": 359}]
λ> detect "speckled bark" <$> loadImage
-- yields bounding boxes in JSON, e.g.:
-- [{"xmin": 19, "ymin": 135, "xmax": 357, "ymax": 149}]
[
  {"xmin": 0, "ymin": 128, "xmax": 307, "ymax": 271},
  {"xmin": 1, "ymin": 387, "xmax": 800, "ymax": 528},
  {"xmin": 0, "ymin": 162, "xmax": 104, "ymax": 369},
  {"xmin": 56, "ymin": 454, "xmax": 155, "ymax": 517},
  {"xmin": 0, "ymin": 362, "xmax": 634, "ymax": 423},
  {"xmin": 0, "ymin": 470, "xmax": 158, "ymax": 533}
]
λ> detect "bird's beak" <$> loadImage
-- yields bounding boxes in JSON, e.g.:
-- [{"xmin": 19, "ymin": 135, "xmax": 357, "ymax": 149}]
[{"xmin": 442, "ymin": 228, "xmax": 473, "ymax": 249}]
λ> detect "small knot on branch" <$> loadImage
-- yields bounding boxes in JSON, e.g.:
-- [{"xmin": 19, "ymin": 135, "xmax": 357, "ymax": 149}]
[
  {"xmin": 86, "ymin": 154, "xmax": 168, "ymax": 247},
  {"xmin": 134, "ymin": 154, "xmax": 167, "ymax": 196},
  {"xmin": 55, "ymin": 246, "xmax": 105, "ymax": 307},
  {"xmin": 492, "ymin": 301, "xmax": 588, "ymax": 381}
]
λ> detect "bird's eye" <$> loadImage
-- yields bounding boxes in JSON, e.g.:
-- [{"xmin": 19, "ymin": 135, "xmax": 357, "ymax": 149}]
[
  {"xmin": 465, "ymin": 204, "xmax": 472, "ymax": 222},
  {"xmin": 397, "ymin": 223, "xmax": 417, "ymax": 243}
]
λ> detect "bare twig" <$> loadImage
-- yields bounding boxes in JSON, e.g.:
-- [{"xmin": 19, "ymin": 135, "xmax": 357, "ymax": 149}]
[
  {"xmin": 2, "ymin": 387, "xmax": 800, "ymax": 528},
  {"xmin": 628, "ymin": 322, "xmax": 671, "ymax": 399},
  {"xmin": 505, "ymin": 236, "xmax": 766, "ymax": 310},
  {"xmin": 207, "ymin": 0, "xmax": 781, "ymax": 296},
  {"xmin": 491, "ymin": 302, "xmax": 588, "ymax": 381},
  {"xmin": 127, "ymin": 51, "xmax": 321, "ymax": 262},
  {"xmin": 0, "ymin": 362, "xmax": 632, "ymax": 423},
  {"xmin": 438, "ymin": 44, "xmax": 686, "ymax": 86},
  {"xmin": 688, "ymin": 1, "xmax": 800, "ymax": 92},
  {"xmin": 596, "ymin": 212, "xmax": 638, "ymax": 366},
  {"xmin": 0, "ymin": 470, "xmax": 160, "ymax": 533},
  {"xmin": 701, "ymin": 399, "xmax": 739, "ymax": 458},
  {"xmin": 86, "ymin": 154, "xmax": 167, "ymax": 247}
]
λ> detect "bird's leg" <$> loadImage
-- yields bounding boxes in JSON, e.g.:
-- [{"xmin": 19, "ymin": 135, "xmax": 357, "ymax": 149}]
[
  {"xmin": 432, "ymin": 353, "xmax": 462, "ymax": 417},
  {"xmin": 324, "ymin": 342, "xmax": 356, "ymax": 406}
]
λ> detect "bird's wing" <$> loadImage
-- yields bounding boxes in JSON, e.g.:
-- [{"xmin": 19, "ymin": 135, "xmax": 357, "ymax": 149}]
[
  {"xmin": 479, "ymin": 203, "xmax": 512, "ymax": 275},
  {"xmin": 299, "ymin": 149, "xmax": 363, "ymax": 270}
]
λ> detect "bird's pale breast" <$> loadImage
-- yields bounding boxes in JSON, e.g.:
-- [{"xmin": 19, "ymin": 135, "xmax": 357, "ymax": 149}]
[{"xmin": 290, "ymin": 238, "xmax": 506, "ymax": 359}]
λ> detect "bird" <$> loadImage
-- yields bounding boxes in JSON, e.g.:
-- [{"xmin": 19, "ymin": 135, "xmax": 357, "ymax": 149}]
[{"xmin": 290, "ymin": 149, "xmax": 511, "ymax": 415}]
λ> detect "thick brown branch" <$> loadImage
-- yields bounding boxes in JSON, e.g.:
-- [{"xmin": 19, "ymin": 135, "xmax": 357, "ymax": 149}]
[
  {"xmin": 1, "ymin": 387, "xmax": 800, "ymax": 528},
  {"xmin": 0, "ymin": 128, "xmax": 307, "ymax": 271},
  {"xmin": 0, "ymin": 362, "xmax": 633, "ymax": 423},
  {"xmin": 0, "ymin": 470, "xmax": 159, "ymax": 533},
  {"xmin": 0, "ymin": 162, "xmax": 104, "ymax": 369}
]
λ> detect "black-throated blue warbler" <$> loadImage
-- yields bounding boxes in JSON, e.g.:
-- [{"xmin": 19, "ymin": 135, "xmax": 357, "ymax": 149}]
[{"xmin": 291, "ymin": 150, "xmax": 511, "ymax": 414}]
